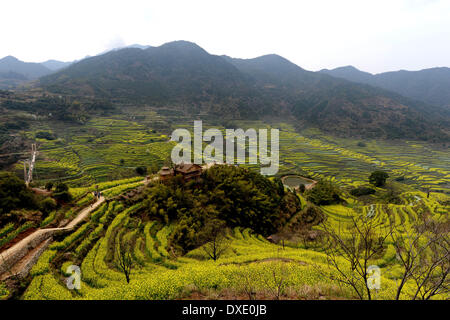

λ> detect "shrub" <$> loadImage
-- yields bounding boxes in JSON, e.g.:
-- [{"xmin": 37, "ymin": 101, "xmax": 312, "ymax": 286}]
[
  {"xmin": 55, "ymin": 182, "xmax": 69, "ymax": 193},
  {"xmin": 45, "ymin": 182, "xmax": 54, "ymax": 191},
  {"xmin": 369, "ymin": 171, "xmax": 389, "ymax": 187},
  {"xmin": 0, "ymin": 171, "xmax": 37, "ymax": 215},
  {"xmin": 39, "ymin": 197, "xmax": 57, "ymax": 215},
  {"xmin": 350, "ymin": 187, "xmax": 376, "ymax": 197},
  {"xmin": 35, "ymin": 131, "xmax": 55, "ymax": 140},
  {"xmin": 299, "ymin": 184, "xmax": 306, "ymax": 193},
  {"xmin": 53, "ymin": 182, "xmax": 73, "ymax": 202},
  {"xmin": 135, "ymin": 166, "xmax": 148, "ymax": 176},
  {"xmin": 357, "ymin": 142, "xmax": 367, "ymax": 147},
  {"xmin": 0, "ymin": 282, "xmax": 9, "ymax": 300},
  {"xmin": 305, "ymin": 180, "xmax": 341, "ymax": 205}
]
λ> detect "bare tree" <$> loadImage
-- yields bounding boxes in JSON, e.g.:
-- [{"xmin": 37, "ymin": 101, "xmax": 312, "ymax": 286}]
[
  {"xmin": 201, "ymin": 219, "xmax": 231, "ymax": 262},
  {"xmin": 115, "ymin": 240, "xmax": 133, "ymax": 284},
  {"xmin": 234, "ymin": 267, "xmax": 258, "ymax": 300},
  {"xmin": 262, "ymin": 261, "xmax": 289, "ymax": 300},
  {"xmin": 277, "ymin": 227, "xmax": 291, "ymax": 250},
  {"xmin": 321, "ymin": 216, "xmax": 392, "ymax": 300},
  {"xmin": 390, "ymin": 217, "xmax": 449, "ymax": 300}
]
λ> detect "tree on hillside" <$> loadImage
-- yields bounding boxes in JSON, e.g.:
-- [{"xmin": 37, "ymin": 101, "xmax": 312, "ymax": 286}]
[
  {"xmin": 320, "ymin": 216, "xmax": 392, "ymax": 300},
  {"xmin": 116, "ymin": 240, "xmax": 133, "ymax": 284},
  {"xmin": 305, "ymin": 180, "xmax": 341, "ymax": 205},
  {"xmin": 45, "ymin": 182, "xmax": 53, "ymax": 191},
  {"xmin": 369, "ymin": 171, "xmax": 389, "ymax": 187},
  {"xmin": 142, "ymin": 165, "xmax": 301, "ymax": 253},
  {"xmin": 262, "ymin": 261, "xmax": 289, "ymax": 300},
  {"xmin": 200, "ymin": 219, "xmax": 231, "ymax": 261},
  {"xmin": 135, "ymin": 166, "xmax": 147, "ymax": 176},
  {"xmin": 39, "ymin": 197, "xmax": 57, "ymax": 215},
  {"xmin": 390, "ymin": 217, "xmax": 449, "ymax": 300},
  {"xmin": 0, "ymin": 171, "xmax": 37, "ymax": 215},
  {"xmin": 53, "ymin": 182, "xmax": 72, "ymax": 202},
  {"xmin": 299, "ymin": 184, "xmax": 306, "ymax": 193}
]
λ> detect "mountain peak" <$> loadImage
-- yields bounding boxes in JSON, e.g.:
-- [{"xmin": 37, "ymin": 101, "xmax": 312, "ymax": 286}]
[
  {"xmin": 158, "ymin": 40, "xmax": 208, "ymax": 54},
  {"xmin": 0, "ymin": 55, "xmax": 19, "ymax": 63},
  {"xmin": 336, "ymin": 65, "xmax": 364, "ymax": 72}
]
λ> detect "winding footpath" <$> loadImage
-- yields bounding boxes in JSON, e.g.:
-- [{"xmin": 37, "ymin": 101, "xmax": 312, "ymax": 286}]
[
  {"xmin": 0, "ymin": 164, "xmax": 214, "ymax": 281},
  {"xmin": 0, "ymin": 196, "xmax": 105, "ymax": 280}
]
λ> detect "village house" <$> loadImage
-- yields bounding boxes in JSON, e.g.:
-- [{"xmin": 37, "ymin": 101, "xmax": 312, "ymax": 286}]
[
  {"xmin": 158, "ymin": 163, "xmax": 203, "ymax": 182},
  {"xmin": 158, "ymin": 166, "xmax": 174, "ymax": 182}
]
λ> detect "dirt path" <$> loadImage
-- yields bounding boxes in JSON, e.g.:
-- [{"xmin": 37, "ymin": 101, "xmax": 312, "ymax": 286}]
[
  {"xmin": 0, "ymin": 196, "xmax": 105, "ymax": 280},
  {"xmin": 0, "ymin": 167, "xmax": 213, "ymax": 281},
  {"xmin": 0, "ymin": 238, "xmax": 53, "ymax": 281}
]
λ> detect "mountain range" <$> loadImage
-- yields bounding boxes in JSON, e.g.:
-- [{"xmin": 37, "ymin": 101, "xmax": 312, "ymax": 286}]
[
  {"xmin": 0, "ymin": 44, "xmax": 156, "ymax": 88},
  {"xmin": 0, "ymin": 56, "xmax": 70, "ymax": 89},
  {"xmin": 1, "ymin": 41, "xmax": 449, "ymax": 141},
  {"xmin": 320, "ymin": 66, "xmax": 450, "ymax": 109}
]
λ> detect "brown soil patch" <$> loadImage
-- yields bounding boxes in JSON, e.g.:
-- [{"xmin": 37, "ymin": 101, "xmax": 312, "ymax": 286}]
[
  {"xmin": 219, "ymin": 257, "xmax": 307, "ymax": 266},
  {"xmin": 0, "ymin": 228, "xmax": 37, "ymax": 253}
]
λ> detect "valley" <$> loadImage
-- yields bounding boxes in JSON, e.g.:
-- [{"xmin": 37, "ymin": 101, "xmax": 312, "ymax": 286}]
[
  {"xmin": 0, "ymin": 110, "xmax": 448, "ymax": 300},
  {"xmin": 0, "ymin": 40, "xmax": 448, "ymax": 302}
]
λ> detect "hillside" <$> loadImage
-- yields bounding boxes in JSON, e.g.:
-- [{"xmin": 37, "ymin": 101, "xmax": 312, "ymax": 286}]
[
  {"xmin": 225, "ymin": 54, "xmax": 450, "ymax": 141},
  {"xmin": 35, "ymin": 41, "xmax": 449, "ymax": 141},
  {"xmin": 0, "ymin": 56, "xmax": 54, "ymax": 89},
  {"xmin": 0, "ymin": 56, "xmax": 52, "ymax": 79},
  {"xmin": 36, "ymin": 41, "xmax": 449, "ymax": 141},
  {"xmin": 320, "ymin": 66, "xmax": 450, "ymax": 109},
  {"xmin": 1, "ymin": 162, "xmax": 448, "ymax": 300},
  {"xmin": 40, "ymin": 60, "xmax": 72, "ymax": 71}
]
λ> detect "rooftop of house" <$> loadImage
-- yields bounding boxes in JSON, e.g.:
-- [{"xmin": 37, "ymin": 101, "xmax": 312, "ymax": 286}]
[
  {"xmin": 158, "ymin": 167, "xmax": 174, "ymax": 175},
  {"xmin": 174, "ymin": 163, "xmax": 202, "ymax": 174}
]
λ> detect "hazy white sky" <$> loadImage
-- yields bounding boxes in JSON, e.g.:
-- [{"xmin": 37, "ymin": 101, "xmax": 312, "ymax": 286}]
[{"xmin": 1, "ymin": 0, "xmax": 449, "ymax": 73}]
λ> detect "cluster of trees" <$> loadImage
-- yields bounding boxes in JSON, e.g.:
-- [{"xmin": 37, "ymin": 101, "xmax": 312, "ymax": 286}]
[
  {"xmin": 140, "ymin": 165, "xmax": 301, "ymax": 254},
  {"xmin": 35, "ymin": 131, "xmax": 56, "ymax": 140},
  {"xmin": 305, "ymin": 180, "xmax": 342, "ymax": 205},
  {"xmin": 369, "ymin": 170, "xmax": 389, "ymax": 187},
  {"xmin": 2, "ymin": 95, "xmax": 113, "ymax": 124},
  {"xmin": 0, "ymin": 171, "xmax": 71, "ymax": 226},
  {"xmin": 303, "ymin": 171, "xmax": 390, "ymax": 205},
  {"xmin": 350, "ymin": 186, "xmax": 376, "ymax": 197},
  {"xmin": 0, "ymin": 172, "xmax": 37, "ymax": 215},
  {"xmin": 52, "ymin": 182, "xmax": 73, "ymax": 203}
]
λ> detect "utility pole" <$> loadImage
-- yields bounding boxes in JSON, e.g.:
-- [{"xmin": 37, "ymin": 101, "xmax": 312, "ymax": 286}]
[{"xmin": 24, "ymin": 144, "xmax": 38, "ymax": 187}]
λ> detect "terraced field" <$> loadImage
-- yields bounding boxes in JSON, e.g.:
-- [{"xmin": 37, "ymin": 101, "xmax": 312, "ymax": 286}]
[
  {"xmin": 17, "ymin": 116, "xmax": 449, "ymax": 195},
  {"xmin": 19, "ymin": 178, "xmax": 448, "ymax": 300},
  {"xmin": 5, "ymin": 118, "xmax": 448, "ymax": 300},
  {"xmin": 16, "ymin": 116, "xmax": 174, "ymax": 187},
  {"xmin": 276, "ymin": 124, "xmax": 450, "ymax": 193}
]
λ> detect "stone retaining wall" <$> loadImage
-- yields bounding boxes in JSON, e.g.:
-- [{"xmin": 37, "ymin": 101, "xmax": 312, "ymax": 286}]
[{"xmin": 0, "ymin": 229, "xmax": 55, "ymax": 276}]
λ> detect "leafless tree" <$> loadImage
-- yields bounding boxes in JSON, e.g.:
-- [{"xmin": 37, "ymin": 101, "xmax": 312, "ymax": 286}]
[
  {"xmin": 234, "ymin": 267, "xmax": 258, "ymax": 300},
  {"xmin": 115, "ymin": 240, "xmax": 133, "ymax": 284},
  {"xmin": 201, "ymin": 220, "xmax": 231, "ymax": 262},
  {"xmin": 321, "ymin": 216, "xmax": 392, "ymax": 300},
  {"xmin": 390, "ymin": 217, "xmax": 449, "ymax": 300},
  {"xmin": 262, "ymin": 261, "xmax": 289, "ymax": 300},
  {"xmin": 277, "ymin": 227, "xmax": 291, "ymax": 250}
]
